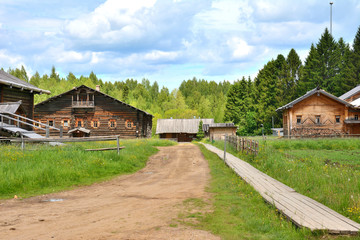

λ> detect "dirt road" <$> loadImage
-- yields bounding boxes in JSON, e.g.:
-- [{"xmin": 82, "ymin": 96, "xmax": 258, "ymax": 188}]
[{"xmin": 0, "ymin": 143, "xmax": 219, "ymax": 240}]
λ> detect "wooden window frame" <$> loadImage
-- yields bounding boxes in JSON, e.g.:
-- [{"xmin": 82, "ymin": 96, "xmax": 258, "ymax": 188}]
[
  {"xmin": 335, "ymin": 115, "xmax": 340, "ymax": 124},
  {"xmin": 125, "ymin": 120, "xmax": 134, "ymax": 129},
  {"xmin": 315, "ymin": 115, "xmax": 321, "ymax": 124},
  {"xmin": 91, "ymin": 119, "xmax": 100, "ymax": 129},
  {"xmin": 48, "ymin": 119, "xmax": 54, "ymax": 127},
  {"xmin": 62, "ymin": 119, "xmax": 70, "ymax": 128},
  {"xmin": 355, "ymin": 115, "xmax": 359, "ymax": 121},
  {"xmin": 108, "ymin": 119, "xmax": 117, "ymax": 129},
  {"xmin": 76, "ymin": 119, "xmax": 84, "ymax": 128},
  {"xmin": 296, "ymin": 115, "xmax": 302, "ymax": 125},
  {"xmin": 33, "ymin": 119, "xmax": 40, "ymax": 128}
]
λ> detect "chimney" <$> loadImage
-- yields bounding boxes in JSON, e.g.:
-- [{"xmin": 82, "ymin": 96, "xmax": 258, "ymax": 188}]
[{"xmin": 96, "ymin": 85, "xmax": 101, "ymax": 92}]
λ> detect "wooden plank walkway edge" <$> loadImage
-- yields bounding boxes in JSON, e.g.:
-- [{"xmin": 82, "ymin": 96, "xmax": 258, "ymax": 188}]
[{"xmin": 201, "ymin": 143, "xmax": 360, "ymax": 235}]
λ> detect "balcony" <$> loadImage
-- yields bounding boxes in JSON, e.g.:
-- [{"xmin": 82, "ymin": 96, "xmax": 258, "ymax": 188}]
[
  {"xmin": 72, "ymin": 101, "xmax": 95, "ymax": 108},
  {"xmin": 344, "ymin": 117, "xmax": 360, "ymax": 124}
]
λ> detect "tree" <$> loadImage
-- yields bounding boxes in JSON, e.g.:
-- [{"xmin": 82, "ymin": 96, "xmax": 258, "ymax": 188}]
[
  {"xmin": 352, "ymin": 25, "xmax": 360, "ymax": 84},
  {"xmin": 196, "ymin": 120, "xmax": 204, "ymax": 140}
]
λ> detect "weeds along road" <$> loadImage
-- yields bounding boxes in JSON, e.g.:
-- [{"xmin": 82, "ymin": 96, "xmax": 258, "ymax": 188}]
[{"xmin": 0, "ymin": 143, "xmax": 220, "ymax": 240}]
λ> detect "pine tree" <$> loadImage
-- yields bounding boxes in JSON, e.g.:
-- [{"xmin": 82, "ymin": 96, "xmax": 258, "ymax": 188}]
[
  {"xmin": 352, "ymin": 25, "xmax": 360, "ymax": 84},
  {"xmin": 286, "ymin": 49, "xmax": 302, "ymax": 100},
  {"xmin": 196, "ymin": 120, "xmax": 204, "ymax": 140}
]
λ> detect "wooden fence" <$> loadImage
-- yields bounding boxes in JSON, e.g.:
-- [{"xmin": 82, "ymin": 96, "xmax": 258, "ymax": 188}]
[{"xmin": 227, "ymin": 135, "xmax": 259, "ymax": 156}]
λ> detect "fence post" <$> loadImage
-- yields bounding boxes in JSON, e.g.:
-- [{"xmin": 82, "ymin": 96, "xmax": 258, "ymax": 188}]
[
  {"xmin": 1, "ymin": 115, "xmax": 3, "ymax": 127},
  {"xmin": 60, "ymin": 126, "xmax": 63, "ymax": 138},
  {"xmin": 224, "ymin": 134, "xmax": 227, "ymax": 161},
  {"xmin": 46, "ymin": 126, "xmax": 49, "ymax": 138},
  {"xmin": 20, "ymin": 132, "xmax": 25, "ymax": 151},
  {"xmin": 117, "ymin": 135, "xmax": 120, "ymax": 155}
]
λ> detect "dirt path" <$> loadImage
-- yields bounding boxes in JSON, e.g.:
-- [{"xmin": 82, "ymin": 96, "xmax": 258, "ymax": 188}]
[{"xmin": 0, "ymin": 143, "xmax": 219, "ymax": 240}]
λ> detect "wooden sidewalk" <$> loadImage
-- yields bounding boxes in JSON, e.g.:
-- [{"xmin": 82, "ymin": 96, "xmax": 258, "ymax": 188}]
[{"xmin": 202, "ymin": 143, "xmax": 360, "ymax": 234}]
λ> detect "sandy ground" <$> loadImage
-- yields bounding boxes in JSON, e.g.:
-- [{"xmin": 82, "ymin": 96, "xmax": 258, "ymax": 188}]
[{"xmin": 0, "ymin": 143, "xmax": 220, "ymax": 240}]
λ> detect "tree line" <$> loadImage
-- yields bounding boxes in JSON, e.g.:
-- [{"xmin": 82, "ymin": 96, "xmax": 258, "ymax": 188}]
[{"xmin": 3, "ymin": 26, "xmax": 360, "ymax": 136}]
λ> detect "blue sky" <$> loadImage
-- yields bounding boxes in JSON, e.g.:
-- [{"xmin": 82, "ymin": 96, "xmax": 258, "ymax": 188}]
[{"xmin": 0, "ymin": 0, "xmax": 360, "ymax": 89}]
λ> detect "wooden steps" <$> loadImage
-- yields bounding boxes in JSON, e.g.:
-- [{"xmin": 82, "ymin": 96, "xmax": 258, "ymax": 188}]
[{"xmin": 202, "ymin": 143, "xmax": 360, "ymax": 234}]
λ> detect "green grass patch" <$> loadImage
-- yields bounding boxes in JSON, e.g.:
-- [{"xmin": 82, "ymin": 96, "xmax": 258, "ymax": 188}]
[
  {"xmin": 209, "ymin": 138, "xmax": 360, "ymax": 224},
  {"xmin": 0, "ymin": 139, "xmax": 175, "ymax": 199},
  {"xmin": 197, "ymin": 143, "xmax": 360, "ymax": 239}
]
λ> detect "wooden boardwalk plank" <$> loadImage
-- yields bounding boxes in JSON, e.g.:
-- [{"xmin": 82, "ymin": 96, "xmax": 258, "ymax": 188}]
[{"xmin": 202, "ymin": 143, "xmax": 360, "ymax": 234}]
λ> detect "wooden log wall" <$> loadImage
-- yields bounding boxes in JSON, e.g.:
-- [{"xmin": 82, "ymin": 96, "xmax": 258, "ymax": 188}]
[{"xmin": 34, "ymin": 89, "xmax": 152, "ymax": 138}]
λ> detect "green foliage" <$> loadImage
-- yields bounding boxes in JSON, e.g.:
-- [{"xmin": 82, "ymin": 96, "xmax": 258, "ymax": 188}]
[
  {"xmin": 196, "ymin": 120, "xmax": 204, "ymax": 140},
  {"xmin": 0, "ymin": 139, "xmax": 176, "ymax": 199}
]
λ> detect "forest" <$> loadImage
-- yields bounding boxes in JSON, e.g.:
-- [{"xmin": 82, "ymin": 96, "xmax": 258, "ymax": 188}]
[{"xmin": 3, "ymin": 26, "xmax": 360, "ymax": 136}]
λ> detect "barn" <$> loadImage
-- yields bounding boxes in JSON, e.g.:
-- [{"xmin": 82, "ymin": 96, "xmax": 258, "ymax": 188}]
[
  {"xmin": 276, "ymin": 87, "xmax": 360, "ymax": 137},
  {"xmin": 208, "ymin": 123, "xmax": 237, "ymax": 141},
  {"xmin": 0, "ymin": 70, "xmax": 50, "ymax": 132},
  {"xmin": 34, "ymin": 85, "xmax": 152, "ymax": 138},
  {"xmin": 156, "ymin": 118, "xmax": 214, "ymax": 142}
]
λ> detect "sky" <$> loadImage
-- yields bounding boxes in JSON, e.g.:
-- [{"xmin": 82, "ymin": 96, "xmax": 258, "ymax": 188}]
[{"xmin": 0, "ymin": 0, "xmax": 360, "ymax": 90}]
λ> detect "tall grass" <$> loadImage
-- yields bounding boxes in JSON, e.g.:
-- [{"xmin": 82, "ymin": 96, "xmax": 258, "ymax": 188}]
[
  {"xmin": 0, "ymin": 139, "xmax": 175, "ymax": 199},
  {"xmin": 210, "ymin": 138, "xmax": 360, "ymax": 224}
]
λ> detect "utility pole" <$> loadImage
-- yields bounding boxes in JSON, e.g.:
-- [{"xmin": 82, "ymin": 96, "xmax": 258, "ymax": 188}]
[{"xmin": 330, "ymin": 2, "xmax": 333, "ymax": 35}]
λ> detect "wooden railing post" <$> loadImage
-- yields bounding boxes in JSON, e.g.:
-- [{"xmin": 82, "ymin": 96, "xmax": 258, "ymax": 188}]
[
  {"xmin": 46, "ymin": 126, "xmax": 49, "ymax": 138},
  {"xmin": 117, "ymin": 135, "xmax": 120, "ymax": 155},
  {"xmin": 60, "ymin": 126, "xmax": 63, "ymax": 138}
]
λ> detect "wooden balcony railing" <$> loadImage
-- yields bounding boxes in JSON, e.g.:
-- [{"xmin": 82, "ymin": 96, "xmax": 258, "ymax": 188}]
[{"xmin": 72, "ymin": 101, "xmax": 94, "ymax": 108}]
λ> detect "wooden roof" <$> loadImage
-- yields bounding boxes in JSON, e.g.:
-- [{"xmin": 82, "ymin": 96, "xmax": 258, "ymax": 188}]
[
  {"xmin": 276, "ymin": 87, "xmax": 352, "ymax": 111},
  {"xmin": 35, "ymin": 85, "xmax": 153, "ymax": 117},
  {"xmin": 0, "ymin": 101, "xmax": 21, "ymax": 114},
  {"xmin": 339, "ymin": 85, "xmax": 360, "ymax": 100},
  {"xmin": 208, "ymin": 123, "xmax": 237, "ymax": 128},
  {"xmin": 0, "ymin": 70, "xmax": 50, "ymax": 94},
  {"xmin": 156, "ymin": 118, "xmax": 214, "ymax": 134}
]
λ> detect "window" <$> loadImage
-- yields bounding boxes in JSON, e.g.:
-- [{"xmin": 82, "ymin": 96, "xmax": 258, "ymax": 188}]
[
  {"xmin": 108, "ymin": 119, "xmax": 116, "ymax": 129},
  {"xmin": 33, "ymin": 120, "xmax": 40, "ymax": 128},
  {"xmin": 125, "ymin": 120, "xmax": 133, "ymax": 129},
  {"xmin": 355, "ymin": 115, "xmax": 359, "ymax": 121},
  {"xmin": 296, "ymin": 115, "xmax": 302, "ymax": 124},
  {"xmin": 315, "ymin": 115, "xmax": 321, "ymax": 124},
  {"xmin": 48, "ymin": 120, "xmax": 54, "ymax": 127},
  {"xmin": 63, "ymin": 119, "xmax": 69, "ymax": 128},
  {"xmin": 91, "ymin": 120, "xmax": 100, "ymax": 128},
  {"xmin": 335, "ymin": 115, "xmax": 340, "ymax": 123},
  {"xmin": 76, "ymin": 119, "xmax": 84, "ymax": 128}
]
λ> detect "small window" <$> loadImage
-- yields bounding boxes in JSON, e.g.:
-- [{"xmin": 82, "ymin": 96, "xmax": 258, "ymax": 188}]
[
  {"xmin": 315, "ymin": 115, "xmax": 321, "ymax": 124},
  {"xmin": 63, "ymin": 119, "xmax": 69, "ymax": 128},
  {"xmin": 125, "ymin": 120, "xmax": 133, "ymax": 129},
  {"xmin": 76, "ymin": 119, "xmax": 84, "ymax": 128},
  {"xmin": 335, "ymin": 115, "xmax": 340, "ymax": 123},
  {"xmin": 296, "ymin": 115, "xmax": 302, "ymax": 124},
  {"xmin": 109, "ymin": 119, "xmax": 116, "ymax": 129},
  {"xmin": 355, "ymin": 115, "xmax": 359, "ymax": 121},
  {"xmin": 48, "ymin": 120, "xmax": 54, "ymax": 127},
  {"xmin": 91, "ymin": 120, "xmax": 100, "ymax": 128},
  {"xmin": 33, "ymin": 120, "xmax": 40, "ymax": 128}
]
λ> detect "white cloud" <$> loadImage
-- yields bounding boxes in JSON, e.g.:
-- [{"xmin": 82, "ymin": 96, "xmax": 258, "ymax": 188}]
[
  {"xmin": 227, "ymin": 37, "xmax": 253, "ymax": 60},
  {"xmin": 144, "ymin": 50, "xmax": 180, "ymax": 62}
]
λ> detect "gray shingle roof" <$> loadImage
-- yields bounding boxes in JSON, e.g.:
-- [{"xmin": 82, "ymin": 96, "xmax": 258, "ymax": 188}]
[
  {"xmin": 0, "ymin": 101, "xmax": 21, "ymax": 113},
  {"xmin": 208, "ymin": 123, "xmax": 237, "ymax": 128},
  {"xmin": 35, "ymin": 85, "xmax": 153, "ymax": 117},
  {"xmin": 339, "ymin": 85, "xmax": 360, "ymax": 100},
  {"xmin": 156, "ymin": 118, "xmax": 214, "ymax": 134},
  {"xmin": 0, "ymin": 70, "xmax": 50, "ymax": 94},
  {"xmin": 276, "ymin": 87, "xmax": 352, "ymax": 111}
]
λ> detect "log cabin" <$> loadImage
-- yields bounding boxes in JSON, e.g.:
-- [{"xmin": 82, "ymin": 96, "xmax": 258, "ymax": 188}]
[
  {"xmin": 156, "ymin": 118, "xmax": 214, "ymax": 142},
  {"xmin": 277, "ymin": 87, "xmax": 360, "ymax": 137},
  {"xmin": 208, "ymin": 123, "xmax": 237, "ymax": 141},
  {"xmin": 0, "ymin": 70, "xmax": 50, "ymax": 131},
  {"xmin": 34, "ymin": 85, "xmax": 153, "ymax": 138}
]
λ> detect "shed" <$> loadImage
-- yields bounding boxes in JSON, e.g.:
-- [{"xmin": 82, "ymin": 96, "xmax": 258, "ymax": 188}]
[
  {"xmin": 156, "ymin": 118, "xmax": 214, "ymax": 142},
  {"xmin": 208, "ymin": 123, "xmax": 237, "ymax": 141}
]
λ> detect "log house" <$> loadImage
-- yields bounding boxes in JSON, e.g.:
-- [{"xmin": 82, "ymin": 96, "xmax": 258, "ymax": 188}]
[
  {"xmin": 34, "ymin": 85, "xmax": 152, "ymax": 138},
  {"xmin": 277, "ymin": 87, "xmax": 360, "ymax": 136}
]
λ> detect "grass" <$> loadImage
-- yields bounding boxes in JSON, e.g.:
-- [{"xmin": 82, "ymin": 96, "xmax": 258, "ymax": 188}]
[
  {"xmin": 196, "ymin": 142, "xmax": 360, "ymax": 239},
  {"xmin": 0, "ymin": 139, "xmax": 175, "ymax": 199}
]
